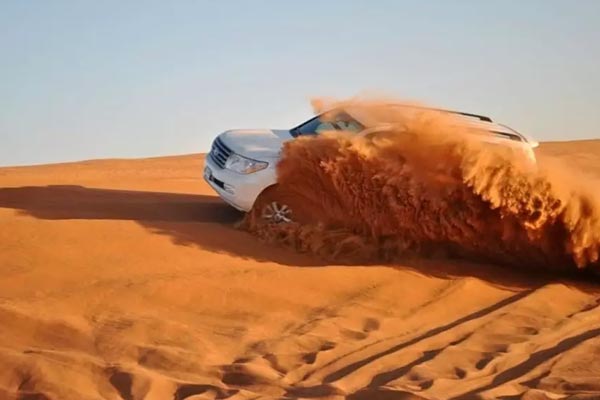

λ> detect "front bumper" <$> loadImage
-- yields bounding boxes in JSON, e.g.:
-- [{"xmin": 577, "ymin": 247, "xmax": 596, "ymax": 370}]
[{"xmin": 203, "ymin": 155, "xmax": 275, "ymax": 212}]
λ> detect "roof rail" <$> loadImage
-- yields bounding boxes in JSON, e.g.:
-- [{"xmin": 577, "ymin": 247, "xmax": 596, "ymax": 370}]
[
  {"xmin": 315, "ymin": 102, "xmax": 494, "ymax": 124},
  {"xmin": 450, "ymin": 111, "xmax": 493, "ymax": 123},
  {"xmin": 382, "ymin": 103, "xmax": 494, "ymax": 123}
]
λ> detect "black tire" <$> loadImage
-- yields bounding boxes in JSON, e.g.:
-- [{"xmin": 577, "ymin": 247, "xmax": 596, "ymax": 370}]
[{"xmin": 249, "ymin": 185, "xmax": 311, "ymax": 225}]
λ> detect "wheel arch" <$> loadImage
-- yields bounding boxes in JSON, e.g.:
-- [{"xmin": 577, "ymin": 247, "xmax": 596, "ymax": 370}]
[{"xmin": 250, "ymin": 183, "xmax": 280, "ymax": 210}]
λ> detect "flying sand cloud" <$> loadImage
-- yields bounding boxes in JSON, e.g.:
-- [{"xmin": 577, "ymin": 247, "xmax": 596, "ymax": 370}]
[{"xmin": 244, "ymin": 98, "xmax": 600, "ymax": 272}]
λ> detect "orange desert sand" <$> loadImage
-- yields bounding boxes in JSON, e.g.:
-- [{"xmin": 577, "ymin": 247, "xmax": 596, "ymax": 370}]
[{"xmin": 1, "ymin": 141, "xmax": 600, "ymax": 400}]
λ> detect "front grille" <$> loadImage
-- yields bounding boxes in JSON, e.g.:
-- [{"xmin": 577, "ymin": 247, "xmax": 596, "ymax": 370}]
[{"xmin": 209, "ymin": 137, "xmax": 233, "ymax": 168}]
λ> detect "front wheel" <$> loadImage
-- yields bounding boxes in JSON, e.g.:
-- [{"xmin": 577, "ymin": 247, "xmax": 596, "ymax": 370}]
[
  {"xmin": 261, "ymin": 200, "xmax": 293, "ymax": 223},
  {"xmin": 249, "ymin": 185, "xmax": 310, "ymax": 226}
]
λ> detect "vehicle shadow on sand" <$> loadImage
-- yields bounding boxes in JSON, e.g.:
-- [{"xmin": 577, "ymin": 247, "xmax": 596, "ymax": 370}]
[
  {"xmin": 0, "ymin": 185, "xmax": 324, "ymax": 267},
  {"xmin": 0, "ymin": 185, "xmax": 595, "ymax": 290}
]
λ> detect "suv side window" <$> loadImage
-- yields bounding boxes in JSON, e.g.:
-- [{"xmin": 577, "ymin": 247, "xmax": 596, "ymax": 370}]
[
  {"xmin": 292, "ymin": 112, "xmax": 364, "ymax": 136},
  {"xmin": 335, "ymin": 118, "xmax": 363, "ymax": 133}
]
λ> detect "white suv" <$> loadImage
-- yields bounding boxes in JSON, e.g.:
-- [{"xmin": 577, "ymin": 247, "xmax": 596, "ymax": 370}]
[{"xmin": 203, "ymin": 105, "xmax": 538, "ymax": 222}]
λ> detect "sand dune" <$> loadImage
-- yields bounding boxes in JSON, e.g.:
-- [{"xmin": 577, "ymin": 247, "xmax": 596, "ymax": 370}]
[{"xmin": 1, "ymin": 142, "xmax": 600, "ymax": 400}]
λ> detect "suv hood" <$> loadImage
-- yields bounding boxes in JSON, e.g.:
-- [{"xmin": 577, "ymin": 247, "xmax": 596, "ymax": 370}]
[{"xmin": 219, "ymin": 129, "xmax": 293, "ymax": 159}]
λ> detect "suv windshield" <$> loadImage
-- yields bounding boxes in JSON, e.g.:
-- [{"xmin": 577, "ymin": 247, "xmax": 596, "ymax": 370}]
[{"xmin": 290, "ymin": 112, "xmax": 364, "ymax": 137}]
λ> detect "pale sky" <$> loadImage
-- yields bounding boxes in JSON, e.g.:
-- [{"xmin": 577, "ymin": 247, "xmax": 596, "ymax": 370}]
[{"xmin": 1, "ymin": 0, "xmax": 599, "ymax": 166}]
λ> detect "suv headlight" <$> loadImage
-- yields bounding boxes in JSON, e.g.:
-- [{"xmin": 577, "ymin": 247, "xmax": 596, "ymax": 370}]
[{"xmin": 225, "ymin": 153, "xmax": 268, "ymax": 174}]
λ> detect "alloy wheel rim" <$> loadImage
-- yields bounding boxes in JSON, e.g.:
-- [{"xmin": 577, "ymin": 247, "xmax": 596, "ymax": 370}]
[{"xmin": 261, "ymin": 201, "xmax": 292, "ymax": 223}]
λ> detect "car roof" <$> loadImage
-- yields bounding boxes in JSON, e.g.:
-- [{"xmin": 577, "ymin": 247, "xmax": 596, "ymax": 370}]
[{"xmin": 333, "ymin": 102, "xmax": 538, "ymax": 147}]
